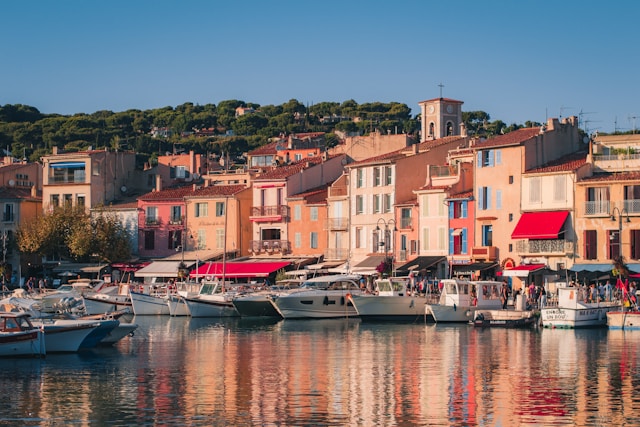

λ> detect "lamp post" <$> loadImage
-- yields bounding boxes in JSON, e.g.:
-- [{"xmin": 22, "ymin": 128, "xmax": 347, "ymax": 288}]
[
  {"xmin": 611, "ymin": 207, "xmax": 630, "ymax": 259},
  {"xmin": 376, "ymin": 218, "xmax": 397, "ymax": 277}
]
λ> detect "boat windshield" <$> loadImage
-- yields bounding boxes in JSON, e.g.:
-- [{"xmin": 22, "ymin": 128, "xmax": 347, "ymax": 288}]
[{"xmin": 376, "ymin": 279, "xmax": 406, "ymax": 292}]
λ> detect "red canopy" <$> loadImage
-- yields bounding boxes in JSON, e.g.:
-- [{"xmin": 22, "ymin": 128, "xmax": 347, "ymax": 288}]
[
  {"xmin": 502, "ymin": 263, "xmax": 547, "ymax": 277},
  {"xmin": 511, "ymin": 211, "xmax": 569, "ymax": 239},
  {"xmin": 190, "ymin": 261, "xmax": 291, "ymax": 278}
]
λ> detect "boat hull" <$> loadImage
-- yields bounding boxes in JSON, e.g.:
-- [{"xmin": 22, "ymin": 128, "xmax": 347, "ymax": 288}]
[
  {"xmin": 350, "ymin": 295, "xmax": 427, "ymax": 321},
  {"xmin": 83, "ymin": 295, "xmax": 132, "ymax": 315},
  {"xmin": 0, "ymin": 329, "xmax": 45, "ymax": 357},
  {"xmin": 606, "ymin": 311, "xmax": 640, "ymax": 330},
  {"xmin": 130, "ymin": 291, "xmax": 170, "ymax": 316},
  {"xmin": 40, "ymin": 322, "xmax": 98, "ymax": 352},
  {"xmin": 473, "ymin": 310, "xmax": 538, "ymax": 328},
  {"xmin": 167, "ymin": 295, "xmax": 190, "ymax": 316},
  {"xmin": 183, "ymin": 297, "xmax": 238, "ymax": 318},
  {"xmin": 272, "ymin": 291, "xmax": 359, "ymax": 319},
  {"xmin": 426, "ymin": 304, "xmax": 477, "ymax": 323},
  {"xmin": 233, "ymin": 295, "xmax": 281, "ymax": 318},
  {"xmin": 100, "ymin": 322, "xmax": 138, "ymax": 344},
  {"xmin": 541, "ymin": 304, "xmax": 621, "ymax": 328}
]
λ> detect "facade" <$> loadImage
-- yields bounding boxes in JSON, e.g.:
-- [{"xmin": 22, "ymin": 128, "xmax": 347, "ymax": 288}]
[
  {"xmin": 325, "ymin": 174, "xmax": 350, "ymax": 263},
  {"xmin": 418, "ymin": 97, "xmax": 465, "ymax": 141},
  {"xmin": 41, "ymin": 147, "xmax": 138, "ymax": 211},
  {"xmin": 286, "ymin": 186, "xmax": 329, "ymax": 260},
  {"xmin": 156, "ymin": 150, "xmax": 207, "ymax": 188},
  {"xmin": 92, "ymin": 201, "xmax": 140, "ymax": 257}
]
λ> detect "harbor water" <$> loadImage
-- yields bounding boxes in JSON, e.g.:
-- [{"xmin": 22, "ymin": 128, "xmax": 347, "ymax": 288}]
[{"xmin": 2, "ymin": 316, "xmax": 640, "ymax": 426}]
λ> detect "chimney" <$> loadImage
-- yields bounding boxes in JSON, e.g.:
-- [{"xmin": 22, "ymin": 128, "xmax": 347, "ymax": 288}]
[
  {"xmin": 155, "ymin": 174, "xmax": 162, "ymax": 192},
  {"xmin": 31, "ymin": 185, "xmax": 37, "ymax": 198},
  {"xmin": 52, "ymin": 147, "xmax": 58, "ymax": 155},
  {"xmin": 412, "ymin": 143, "xmax": 419, "ymax": 154}
]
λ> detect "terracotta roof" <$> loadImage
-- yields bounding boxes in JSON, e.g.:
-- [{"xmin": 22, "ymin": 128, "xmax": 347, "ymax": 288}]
[
  {"xmin": 254, "ymin": 156, "xmax": 326, "ymax": 180},
  {"xmin": 139, "ymin": 184, "xmax": 245, "ymax": 201},
  {"xmin": 472, "ymin": 127, "xmax": 541, "ymax": 150},
  {"xmin": 138, "ymin": 185, "xmax": 196, "ymax": 201},
  {"xmin": 447, "ymin": 191, "xmax": 473, "ymax": 199},
  {"xmin": 526, "ymin": 151, "xmax": 588, "ymax": 173},
  {"xmin": 189, "ymin": 184, "xmax": 246, "ymax": 198},
  {"xmin": 579, "ymin": 171, "xmax": 640, "ymax": 183},
  {"xmin": 0, "ymin": 163, "xmax": 33, "ymax": 172},
  {"xmin": 418, "ymin": 97, "xmax": 464, "ymax": 104},
  {"xmin": 0, "ymin": 186, "xmax": 39, "ymax": 199},
  {"xmin": 248, "ymin": 141, "xmax": 279, "ymax": 156},
  {"xmin": 395, "ymin": 197, "xmax": 418, "ymax": 206},
  {"xmin": 289, "ymin": 185, "xmax": 329, "ymax": 204}
]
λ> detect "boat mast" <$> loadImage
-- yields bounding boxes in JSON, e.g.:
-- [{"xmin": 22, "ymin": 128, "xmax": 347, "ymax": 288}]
[{"xmin": 222, "ymin": 195, "xmax": 228, "ymax": 292}]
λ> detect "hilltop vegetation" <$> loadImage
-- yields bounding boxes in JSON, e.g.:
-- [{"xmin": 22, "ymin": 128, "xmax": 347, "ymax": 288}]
[{"xmin": 0, "ymin": 99, "xmax": 543, "ymax": 166}]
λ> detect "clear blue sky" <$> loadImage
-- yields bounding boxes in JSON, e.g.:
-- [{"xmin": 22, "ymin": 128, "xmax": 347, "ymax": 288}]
[{"xmin": 2, "ymin": 1, "xmax": 639, "ymax": 134}]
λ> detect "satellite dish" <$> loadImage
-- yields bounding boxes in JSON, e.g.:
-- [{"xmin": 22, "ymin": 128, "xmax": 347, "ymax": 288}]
[
  {"xmin": 8, "ymin": 179, "xmax": 14, "ymax": 186},
  {"xmin": 583, "ymin": 136, "xmax": 590, "ymax": 144},
  {"xmin": 120, "ymin": 185, "xmax": 127, "ymax": 193}
]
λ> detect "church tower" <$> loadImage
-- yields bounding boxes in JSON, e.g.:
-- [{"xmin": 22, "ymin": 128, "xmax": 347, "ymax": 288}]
[{"xmin": 418, "ymin": 97, "xmax": 464, "ymax": 141}]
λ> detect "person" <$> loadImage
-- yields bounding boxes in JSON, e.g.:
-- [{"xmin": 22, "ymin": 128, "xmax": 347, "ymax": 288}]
[
  {"xmin": 501, "ymin": 281, "xmax": 509, "ymax": 309},
  {"xmin": 604, "ymin": 280, "xmax": 612, "ymax": 302},
  {"xmin": 539, "ymin": 286, "xmax": 547, "ymax": 309}
]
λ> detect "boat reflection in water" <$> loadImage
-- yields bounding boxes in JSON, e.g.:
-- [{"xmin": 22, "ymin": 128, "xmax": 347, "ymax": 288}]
[{"xmin": 1, "ymin": 316, "xmax": 640, "ymax": 426}]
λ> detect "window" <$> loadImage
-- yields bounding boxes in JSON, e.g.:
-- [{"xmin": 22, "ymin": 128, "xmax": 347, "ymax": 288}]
[
  {"xmin": 3, "ymin": 204, "xmax": 14, "ymax": 222},
  {"xmin": 355, "ymin": 195, "xmax": 364, "ymax": 215},
  {"xmin": 294, "ymin": 154, "xmax": 302, "ymax": 162},
  {"xmin": 384, "ymin": 194, "xmax": 392, "ymax": 213},
  {"xmin": 449, "ymin": 228, "xmax": 468, "ymax": 255},
  {"xmin": 438, "ymin": 227, "xmax": 446, "ymax": 250},
  {"xmin": 422, "ymin": 228, "xmax": 430, "ymax": 251},
  {"xmin": 631, "ymin": 230, "xmax": 640, "ymax": 260},
  {"xmin": 401, "ymin": 208, "xmax": 412, "ymax": 228},
  {"xmin": 608, "ymin": 229, "xmax": 620, "ymax": 260},
  {"xmin": 144, "ymin": 230, "xmax": 155, "ymax": 250},
  {"xmin": 64, "ymin": 194, "xmax": 72, "ymax": 207},
  {"xmin": 216, "ymin": 229, "xmax": 224, "ymax": 249},
  {"xmin": 146, "ymin": 206, "xmax": 158, "ymax": 224},
  {"xmin": 76, "ymin": 195, "xmax": 85, "ymax": 208},
  {"xmin": 438, "ymin": 194, "xmax": 446, "ymax": 216},
  {"xmin": 509, "ymin": 176, "xmax": 514, "ymax": 184},
  {"xmin": 195, "ymin": 202, "xmax": 208, "ymax": 217},
  {"xmin": 50, "ymin": 194, "xmax": 59, "ymax": 208},
  {"xmin": 294, "ymin": 232, "xmax": 301, "ymax": 248},
  {"xmin": 176, "ymin": 166, "xmax": 186, "ymax": 179},
  {"xmin": 310, "ymin": 207, "xmax": 318, "ymax": 221},
  {"xmin": 421, "ymin": 195, "xmax": 429, "ymax": 216},
  {"xmin": 481, "ymin": 225, "xmax": 493, "ymax": 246},
  {"xmin": 624, "ymin": 185, "xmax": 640, "ymax": 213},
  {"xmin": 373, "ymin": 194, "xmax": 381, "ymax": 214},
  {"xmin": 509, "ymin": 213, "xmax": 513, "ymax": 222},
  {"xmin": 294, "ymin": 205, "xmax": 301, "ymax": 221},
  {"xmin": 449, "ymin": 200, "xmax": 468, "ymax": 219},
  {"xmin": 496, "ymin": 190, "xmax": 502, "ymax": 209},
  {"xmin": 554, "ymin": 175, "xmax": 567, "ymax": 202},
  {"xmin": 197, "ymin": 229, "xmax": 206, "ymax": 250},
  {"xmin": 478, "ymin": 187, "xmax": 491, "ymax": 210},
  {"xmin": 171, "ymin": 206, "xmax": 182, "ymax": 223},
  {"xmin": 355, "ymin": 227, "xmax": 362, "ymax": 249},
  {"xmin": 373, "ymin": 167, "xmax": 381, "ymax": 186},
  {"xmin": 529, "ymin": 177, "xmax": 541, "ymax": 204},
  {"xmin": 310, "ymin": 232, "xmax": 318, "ymax": 249},
  {"xmin": 168, "ymin": 230, "xmax": 182, "ymax": 250},
  {"xmin": 384, "ymin": 166, "xmax": 392, "ymax": 185},
  {"xmin": 215, "ymin": 201, "xmax": 225, "ymax": 217},
  {"xmin": 586, "ymin": 187, "xmax": 610, "ymax": 215},
  {"xmin": 584, "ymin": 230, "xmax": 597, "ymax": 260},
  {"xmin": 356, "ymin": 169, "xmax": 364, "ymax": 188}
]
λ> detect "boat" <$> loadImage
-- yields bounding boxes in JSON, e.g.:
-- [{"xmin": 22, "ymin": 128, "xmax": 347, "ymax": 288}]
[
  {"xmin": 129, "ymin": 284, "xmax": 174, "ymax": 315},
  {"xmin": 32, "ymin": 319, "xmax": 99, "ymax": 352},
  {"xmin": 182, "ymin": 281, "xmax": 239, "ymax": 318},
  {"xmin": 231, "ymin": 280, "xmax": 303, "ymax": 318},
  {"xmin": 167, "ymin": 282, "xmax": 201, "ymax": 316},
  {"xmin": 0, "ymin": 312, "xmax": 46, "ymax": 357},
  {"xmin": 472, "ymin": 309, "xmax": 538, "ymax": 328},
  {"xmin": 349, "ymin": 276, "xmax": 431, "ymax": 322},
  {"xmin": 83, "ymin": 282, "xmax": 133, "ymax": 315},
  {"xmin": 99, "ymin": 321, "xmax": 138, "ymax": 344},
  {"xmin": 270, "ymin": 274, "xmax": 363, "ymax": 319},
  {"xmin": 540, "ymin": 286, "xmax": 622, "ymax": 328},
  {"xmin": 606, "ymin": 310, "xmax": 640, "ymax": 330},
  {"xmin": 425, "ymin": 279, "xmax": 504, "ymax": 323}
]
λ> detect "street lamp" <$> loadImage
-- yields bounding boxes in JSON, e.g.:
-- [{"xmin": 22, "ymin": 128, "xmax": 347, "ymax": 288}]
[
  {"xmin": 611, "ymin": 207, "xmax": 631, "ymax": 276},
  {"xmin": 376, "ymin": 218, "xmax": 397, "ymax": 276}
]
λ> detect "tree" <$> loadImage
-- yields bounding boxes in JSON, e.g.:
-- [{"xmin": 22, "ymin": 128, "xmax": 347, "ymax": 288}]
[{"xmin": 68, "ymin": 213, "xmax": 132, "ymax": 263}]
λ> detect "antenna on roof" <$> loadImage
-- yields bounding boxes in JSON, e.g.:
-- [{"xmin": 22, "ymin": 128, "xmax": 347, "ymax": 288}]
[
  {"xmin": 438, "ymin": 82, "xmax": 444, "ymax": 99},
  {"xmin": 629, "ymin": 115, "xmax": 638, "ymax": 134}
]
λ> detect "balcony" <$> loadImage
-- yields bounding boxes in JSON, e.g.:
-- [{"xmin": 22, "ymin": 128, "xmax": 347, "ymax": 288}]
[
  {"xmin": 516, "ymin": 239, "xmax": 574, "ymax": 255},
  {"xmin": 145, "ymin": 218, "xmax": 161, "ymax": 227},
  {"xmin": 250, "ymin": 239, "xmax": 290, "ymax": 255},
  {"xmin": 397, "ymin": 250, "xmax": 407, "ymax": 262},
  {"xmin": 168, "ymin": 217, "xmax": 185, "ymax": 225},
  {"xmin": 324, "ymin": 248, "xmax": 349, "ymax": 261},
  {"xmin": 584, "ymin": 200, "xmax": 610, "ymax": 216},
  {"xmin": 471, "ymin": 246, "xmax": 498, "ymax": 261},
  {"xmin": 325, "ymin": 217, "xmax": 348, "ymax": 231},
  {"xmin": 250, "ymin": 205, "xmax": 289, "ymax": 222},
  {"xmin": 622, "ymin": 200, "xmax": 640, "ymax": 214},
  {"xmin": 399, "ymin": 217, "xmax": 412, "ymax": 229}
]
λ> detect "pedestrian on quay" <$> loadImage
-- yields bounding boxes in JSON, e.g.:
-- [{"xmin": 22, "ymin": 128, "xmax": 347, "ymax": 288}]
[{"xmin": 501, "ymin": 281, "xmax": 509, "ymax": 309}]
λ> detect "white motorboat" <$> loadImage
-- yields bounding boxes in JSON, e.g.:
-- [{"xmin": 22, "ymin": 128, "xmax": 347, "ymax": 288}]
[
  {"xmin": 182, "ymin": 281, "xmax": 239, "ymax": 318},
  {"xmin": 607, "ymin": 310, "xmax": 640, "ymax": 330},
  {"xmin": 541, "ymin": 286, "xmax": 621, "ymax": 328},
  {"xmin": 426, "ymin": 279, "xmax": 504, "ymax": 323},
  {"xmin": 31, "ymin": 319, "xmax": 99, "ymax": 353},
  {"xmin": 129, "ymin": 284, "xmax": 173, "ymax": 315},
  {"xmin": 270, "ymin": 274, "xmax": 363, "ymax": 319},
  {"xmin": 0, "ymin": 312, "xmax": 45, "ymax": 357},
  {"xmin": 232, "ymin": 280, "xmax": 303, "ymax": 318},
  {"xmin": 167, "ymin": 282, "xmax": 201, "ymax": 316},
  {"xmin": 349, "ymin": 277, "xmax": 431, "ymax": 321},
  {"xmin": 83, "ymin": 282, "xmax": 133, "ymax": 315}
]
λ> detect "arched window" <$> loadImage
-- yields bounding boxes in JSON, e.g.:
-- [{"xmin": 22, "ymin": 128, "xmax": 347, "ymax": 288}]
[
  {"xmin": 429, "ymin": 122, "xmax": 435, "ymax": 136},
  {"xmin": 446, "ymin": 121, "xmax": 454, "ymax": 136}
]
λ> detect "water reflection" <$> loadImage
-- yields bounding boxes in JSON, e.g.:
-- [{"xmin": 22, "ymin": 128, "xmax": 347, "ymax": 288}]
[{"xmin": 3, "ymin": 318, "xmax": 640, "ymax": 426}]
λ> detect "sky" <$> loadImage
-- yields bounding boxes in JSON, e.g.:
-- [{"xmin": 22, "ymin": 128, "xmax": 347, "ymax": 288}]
[{"xmin": 2, "ymin": 1, "xmax": 639, "ymax": 134}]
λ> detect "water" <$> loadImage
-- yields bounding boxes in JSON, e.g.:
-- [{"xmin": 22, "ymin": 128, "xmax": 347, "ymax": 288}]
[{"xmin": 2, "ymin": 316, "xmax": 640, "ymax": 426}]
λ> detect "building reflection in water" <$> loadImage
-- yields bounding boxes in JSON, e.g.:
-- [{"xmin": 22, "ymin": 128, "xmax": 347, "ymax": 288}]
[{"xmin": 2, "ymin": 317, "xmax": 640, "ymax": 426}]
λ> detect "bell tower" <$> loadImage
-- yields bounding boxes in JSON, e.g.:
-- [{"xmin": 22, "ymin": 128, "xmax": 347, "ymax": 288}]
[{"xmin": 418, "ymin": 96, "xmax": 464, "ymax": 141}]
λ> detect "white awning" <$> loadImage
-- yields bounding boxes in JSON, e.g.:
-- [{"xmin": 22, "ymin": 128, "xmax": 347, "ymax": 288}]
[{"xmin": 134, "ymin": 261, "xmax": 183, "ymax": 278}]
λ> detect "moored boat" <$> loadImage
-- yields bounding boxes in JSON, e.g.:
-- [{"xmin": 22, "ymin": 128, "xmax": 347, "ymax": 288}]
[
  {"xmin": 472, "ymin": 309, "xmax": 538, "ymax": 328},
  {"xmin": 540, "ymin": 286, "xmax": 621, "ymax": 328},
  {"xmin": 183, "ymin": 281, "xmax": 239, "ymax": 318},
  {"xmin": 0, "ymin": 312, "xmax": 46, "ymax": 357},
  {"xmin": 129, "ymin": 284, "xmax": 173, "ymax": 315},
  {"xmin": 606, "ymin": 310, "xmax": 640, "ymax": 330},
  {"xmin": 349, "ymin": 276, "xmax": 431, "ymax": 322},
  {"xmin": 31, "ymin": 320, "xmax": 98, "ymax": 352},
  {"xmin": 270, "ymin": 274, "xmax": 362, "ymax": 319},
  {"xmin": 426, "ymin": 279, "xmax": 504, "ymax": 323}
]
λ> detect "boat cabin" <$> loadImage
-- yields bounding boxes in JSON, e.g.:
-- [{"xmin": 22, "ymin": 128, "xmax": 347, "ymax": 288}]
[
  {"xmin": 438, "ymin": 279, "xmax": 503, "ymax": 308},
  {"xmin": 374, "ymin": 277, "xmax": 409, "ymax": 296},
  {"xmin": 299, "ymin": 274, "xmax": 362, "ymax": 291},
  {"xmin": 0, "ymin": 312, "xmax": 36, "ymax": 333}
]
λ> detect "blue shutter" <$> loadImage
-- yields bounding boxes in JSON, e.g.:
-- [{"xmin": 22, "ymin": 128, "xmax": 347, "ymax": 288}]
[
  {"xmin": 462, "ymin": 228, "xmax": 468, "ymax": 254},
  {"xmin": 461, "ymin": 201, "xmax": 467, "ymax": 218},
  {"xmin": 449, "ymin": 203, "xmax": 454, "ymax": 219},
  {"xmin": 477, "ymin": 152, "xmax": 482, "ymax": 168},
  {"xmin": 477, "ymin": 187, "xmax": 484, "ymax": 210},
  {"xmin": 488, "ymin": 150, "xmax": 494, "ymax": 167},
  {"xmin": 486, "ymin": 186, "xmax": 492, "ymax": 209},
  {"xmin": 495, "ymin": 149, "xmax": 502, "ymax": 165},
  {"xmin": 449, "ymin": 228, "xmax": 454, "ymax": 255},
  {"xmin": 496, "ymin": 190, "xmax": 502, "ymax": 209}
]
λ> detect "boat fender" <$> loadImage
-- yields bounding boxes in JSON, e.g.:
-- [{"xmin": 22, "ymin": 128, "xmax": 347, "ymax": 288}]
[
  {"xmin": 128, "ymin": 331, "xmax": 135, "ymax": 337},
  {"xmin": 340, "ymin": 296, "xmax": 345, "ymax": 306},
  {"xmin": 453, "ymin": 303, "xmax": 457, "ymax": 311},
  {"xmin": 323, "ymin": 296, "xmax": 330, "ymax": 305}
]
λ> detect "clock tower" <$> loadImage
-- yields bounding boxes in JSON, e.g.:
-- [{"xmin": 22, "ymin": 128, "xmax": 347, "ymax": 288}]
[{"xmin": 418, "ymin": 97, "xmax": 464, "ymax": 141}]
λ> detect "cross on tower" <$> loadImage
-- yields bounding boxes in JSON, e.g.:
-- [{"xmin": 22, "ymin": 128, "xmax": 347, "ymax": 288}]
[{"xmin": 438, "ymin": 83, "xmax": 444, "ymax": 99}]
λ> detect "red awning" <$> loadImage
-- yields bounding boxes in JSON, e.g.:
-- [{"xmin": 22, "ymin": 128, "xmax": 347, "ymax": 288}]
[
  {"xmin": 189, "ymin": 261, "xmax": 291, "ymax": 278},
  {"xmin": 511, "ymin": 211, "xmax": 569, "ymax": 239},
  {"xmin": 502, "ymin": 264, "xmax": 547, "ymax": 277}
]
